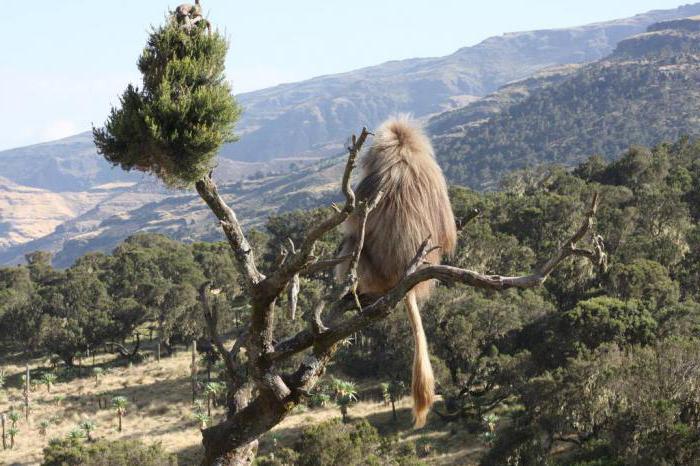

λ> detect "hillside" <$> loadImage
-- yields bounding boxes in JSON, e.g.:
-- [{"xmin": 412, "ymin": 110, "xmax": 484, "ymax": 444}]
[
  {"xmin": 226, "ymin": 2, "xmax": 700, "ymax": 162},
  {"xmin": 0, "ymin": 159, "xmax": 346, "ymax": 267},
  {"xmin": 0, "ymin": 345, "xmax": 482, "ymax": 465},
  {"xmin": 430, "ymin": 17, "xmax": 700, "ymax": 189},
  {"xmin": 0, "ymin": 177, "xmax": 135, "ymax": 249},
  {"xmin": 3, "ymin": 3, "xmax": 699, "ymax": 190},
  {"xmin": 4, "ymin": 4, "xmax": 700, "ymax": 265}
]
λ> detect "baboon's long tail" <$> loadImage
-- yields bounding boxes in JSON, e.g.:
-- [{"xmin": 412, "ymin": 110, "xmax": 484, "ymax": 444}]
[{"xmin": 405, "ymin": 290, "xmax": 434, "ymax": 428}]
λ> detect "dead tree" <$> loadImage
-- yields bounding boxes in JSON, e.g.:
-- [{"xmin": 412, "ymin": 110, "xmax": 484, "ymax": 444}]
[{"xmin": 193, "ymin": 128, "xmax": 606, "ymax": 465}]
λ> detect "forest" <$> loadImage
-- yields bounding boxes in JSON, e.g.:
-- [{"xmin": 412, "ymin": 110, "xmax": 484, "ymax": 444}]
[
  {"xmin": 2, "ymin": 4, "xmax": 700, "ymax": 464},
  {"xmin": 432, "ymin": 25, "xmax": 700, "ymax": 190},
  {"xmin": 1, "ymin": 136, "xmax": 699, "ymax": 465}
]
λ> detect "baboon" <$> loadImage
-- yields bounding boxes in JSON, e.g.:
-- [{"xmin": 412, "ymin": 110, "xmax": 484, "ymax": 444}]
[
  {"xmin": 174, "ymin": 0, "xmax": 211, "ymax": 34},
  {"xmin": 337, "ymin": 116, "xmax": 457, "ymax": 427}
]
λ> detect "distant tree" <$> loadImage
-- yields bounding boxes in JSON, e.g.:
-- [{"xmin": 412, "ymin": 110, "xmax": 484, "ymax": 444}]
[
  {"xmin": 608, "ymin": 259, "xmax": 679, "ymax": 309},
  {"xmin": 7, "ymin": 426, "xmax": 18, "ymax": 449},
  {"xmin": 67, "ymin": 428, "xmax": 86, "ymax": 441},
  {"xmin": 41, "ymin": 373, "xmax": 58, "ymax": 393},
  {"xmin": 79, "ymin": 420, "xmax": 96, "ymax": 442},
  {"xmin": 194, "ymin": 412, "xmax": 210, "ymax": 430},
  {"xmin": 38, "ymin": 267, "xmax": 115, "ymax": 366},
  {"xmin": 381, "ymin": 380, "xmax": 407, "ymax": 422},
  {"xmin": 92, "ymin": 368, "xmax": 104, "ymax": 386},
  {"xmin": 203, "ymin": 382, "xmax": 226, "ymax": 418},
  {"xmin": 39, "ymin": 419, "xmax": 51, "ymax": 437},
  {"xmin": 42, "ymin": 438, "xmax": 175, "ymax": 466},
  {"xmin": 330, "ymin": 378, "xmax": 358, "ymax": 423},
  {"xmin": 7, "ymin": 410, "xmax": 20, "ymax": 429},
  {"xmin": 112, "ymin": 396, "xmax": 128, "ymax": 432}
]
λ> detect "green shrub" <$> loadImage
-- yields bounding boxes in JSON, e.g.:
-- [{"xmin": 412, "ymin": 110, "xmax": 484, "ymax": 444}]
[
  {"xmin": 292, "ymin": 419, "xmax": 425, "ymax": 466},
  {"xmin": 254, "ymin": 448, "xmax": 300, "ymax": 466},
  {"xmin": 42, "ymin": 438, "xmax": 176, "ymax": 466}
]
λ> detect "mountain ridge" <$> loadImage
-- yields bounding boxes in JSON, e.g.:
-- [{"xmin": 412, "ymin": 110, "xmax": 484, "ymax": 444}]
[
  {"xmin": 430, "ymin": 16, "xmax": 700, "ymax": 189},
  {"xmin": 4, "ymin": 4, "xmax": 700, "ymax": 265}
]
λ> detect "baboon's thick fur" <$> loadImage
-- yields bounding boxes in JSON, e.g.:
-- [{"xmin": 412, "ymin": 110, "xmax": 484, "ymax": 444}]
[{"xmin": 337, "ymin": 116, "xmax": 457, "ymax": 427}]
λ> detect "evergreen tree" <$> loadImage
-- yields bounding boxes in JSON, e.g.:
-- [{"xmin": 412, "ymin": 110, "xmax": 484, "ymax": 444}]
[{"xmin": 94, "ymin": 18, "xmax": 241, "ymax": 187}]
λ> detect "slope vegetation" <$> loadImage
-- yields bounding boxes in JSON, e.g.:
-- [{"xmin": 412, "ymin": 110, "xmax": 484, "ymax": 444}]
[{"xmin": 431, "ymin": 18, "xmax": 700, "ymax": 189}]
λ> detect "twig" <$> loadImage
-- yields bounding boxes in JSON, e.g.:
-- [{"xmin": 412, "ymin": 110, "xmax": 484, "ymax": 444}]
[{"xmin": 301, "ymin": 255, "xmax": 352, "ymax": 275}]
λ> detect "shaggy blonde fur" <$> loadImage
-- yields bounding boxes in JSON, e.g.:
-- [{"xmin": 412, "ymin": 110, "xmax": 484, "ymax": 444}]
[{"xmin": 336, "ymin": 116, "xmax": 457, "ymax": 428}]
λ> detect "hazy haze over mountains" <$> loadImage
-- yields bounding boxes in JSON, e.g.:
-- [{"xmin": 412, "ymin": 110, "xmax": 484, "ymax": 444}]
[{"xmin": 2, "ymin": 2, "xmax": 700, "ymax": 266}]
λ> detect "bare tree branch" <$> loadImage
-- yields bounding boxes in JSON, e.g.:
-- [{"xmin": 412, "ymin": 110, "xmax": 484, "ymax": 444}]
[
  {"xmin": 456, "ymin": 207, "xmax": 481, "ymax": 230},
  {"xmin": 337, "ymin": 192, "xmax": 384, "ymax": 310},
  {"xmin": 301, "ymin": 255, "xmax": 352, "ymax": 275},
  {"xmin": 266, "ymin": 128, "xmax": 372, "ymax": 289},
  {"xmin": 269, "ymin": 194, "xmax": 604, "ymax": 362},
  {"xmin": 195, "ymin": 176, "xmax": 264, "ymax": 286},
  {"xmin": 287, "ymin": 273, "xmax": 300, "ymax": 320}
]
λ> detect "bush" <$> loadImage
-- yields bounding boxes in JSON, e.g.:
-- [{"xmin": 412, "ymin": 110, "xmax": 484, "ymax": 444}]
[
  {"xmin": 254, "ymin": 448, "xmax": 300, "ymax": 466},
  {"xmin": 291, "ymin": 419, "xmax": 425, "ymax": 466},
  {"xmin": 42, "ymin": 438, "xmax": 176, "ymax": 466},
  {"xmin": 294, "ymin": 419, "xmax": 380, "ymax": 466}
]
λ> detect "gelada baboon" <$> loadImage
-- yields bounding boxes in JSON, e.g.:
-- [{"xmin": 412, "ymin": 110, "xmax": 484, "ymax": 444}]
[
  {"xmin": 337, "ymin": 116, "xmax": 457, "ymax": 427},
  {"xmin": 174, "ymin": 0, "xmax": 211, "ymax": 34}
]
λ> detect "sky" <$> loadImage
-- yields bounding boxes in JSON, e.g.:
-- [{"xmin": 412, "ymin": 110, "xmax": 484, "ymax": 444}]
[{"xmin": 0, "ymin": 0, "xmax": 692, "ymax": 151}]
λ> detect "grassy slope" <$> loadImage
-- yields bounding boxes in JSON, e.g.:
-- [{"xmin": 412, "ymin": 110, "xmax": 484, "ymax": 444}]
[{"xmin": 0, "ymin": 345, "xmax": 484, "ymax": 466}]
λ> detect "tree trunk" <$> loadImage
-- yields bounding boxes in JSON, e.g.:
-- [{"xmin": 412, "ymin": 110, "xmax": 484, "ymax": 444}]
[
  {"xmin": 24, "ymin": 363, "xmax": 31, "ymax": 423},
  {"xmin": 204, "ymin": 440, "xmax": 258, "ymax": 466},
  {"xmin": 201, "ymin": 391, "xmax": 290, "ymax": 466},
  {"xmin": 192, "ymin": 340, "xmax": 198, "ymax": 403},
  {"xmin": 391, "ymin": 401, "xmax": 397, "ymax": 421}
]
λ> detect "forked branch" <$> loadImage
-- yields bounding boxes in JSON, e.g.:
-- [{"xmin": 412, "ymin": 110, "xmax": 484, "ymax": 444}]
[
  {"xmin": 271, "ymin": 193, "xmax": 605, "ymax": 361},
  {"xmin": 267, "ymin": 128, "xmax": 372, "ymax": 288}
]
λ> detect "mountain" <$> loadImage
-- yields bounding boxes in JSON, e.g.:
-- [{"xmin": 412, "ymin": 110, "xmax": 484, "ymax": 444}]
[
  {"xmin": 4, "ymin": 3, "xmax": 697, "ymax": 191},
  {"xmin": 430, "ymin": 16, "xmax": 700, "ymax": 190},
  {"xmin": 225, "ymin": 3, "xmax": 700, "ymax": 163},
  {"xmin": 0, "ymin": 160, "xmax": 346, "ymax": 267},
  {"xmin": 4, "ymin": 4, "xmax": 700, "ymax": 265},
  {"xmin": 0, "ymin": 135, "xmax": 311, "ymax": 252}
]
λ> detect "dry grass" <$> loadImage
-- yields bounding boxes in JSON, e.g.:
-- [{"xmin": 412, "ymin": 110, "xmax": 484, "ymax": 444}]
[
  {"xmin": 0, "ymin": 349, "xmax": 204, "ymax": 466},
  {"xmin": 0, "ymin": 349, "xmax": 484, "ymax": 465}
]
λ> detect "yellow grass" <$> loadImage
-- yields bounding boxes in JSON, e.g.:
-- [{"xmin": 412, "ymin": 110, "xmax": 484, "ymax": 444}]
[{"xmin": 0, "ymin": 349, "xmax": 484, "ymax": 465}]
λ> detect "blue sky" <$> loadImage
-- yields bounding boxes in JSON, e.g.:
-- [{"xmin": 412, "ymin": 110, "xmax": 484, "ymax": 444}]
[{"xmin": 0, "ymin": 0, "xmax": 691, "ymax": 151}]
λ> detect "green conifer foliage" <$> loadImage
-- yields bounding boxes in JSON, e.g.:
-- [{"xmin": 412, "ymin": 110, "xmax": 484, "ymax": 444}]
[{"xmin": 94, "ymin": 18, "xmax": 241, "ymax": 187}]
